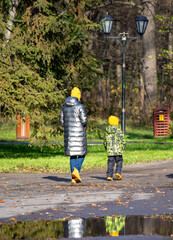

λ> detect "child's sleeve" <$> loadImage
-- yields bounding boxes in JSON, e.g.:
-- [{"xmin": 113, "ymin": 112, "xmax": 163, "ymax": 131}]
[
  {"xmin": 119, "ymin": 129, "xmax": 126, "ymax": 151},
  {"xmin": 103, "ymin": 134, "xmax": 107, "ymax": 150}
]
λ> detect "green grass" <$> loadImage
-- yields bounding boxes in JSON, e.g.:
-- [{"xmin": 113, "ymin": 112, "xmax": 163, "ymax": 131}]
[
  {"xmin": 0, "ymin": 122, "xmax": 17, "ymax": 140},
  {"xmin": 0, "ymin": 143, "xmax": 172, "ymax": 173},
  {"xmin": 125, "ymin": 124, "xmax": 173, "ymax": 143},
  {"xmin": 0, "ymin": 120, "xmax": 172, "ymax": 173},
  {"xmin": 0, "ymin": 120, "xmax": 173, "ymax": 143}
]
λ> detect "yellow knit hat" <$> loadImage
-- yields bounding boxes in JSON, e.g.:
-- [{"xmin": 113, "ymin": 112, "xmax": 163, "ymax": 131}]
[
  {"xmin": 71, "ymin": 87, "xmax": 81, "ymax": 100},
  {"xmin": 108, "ymin": 115, "xmax": 119, "ymax": 126}
]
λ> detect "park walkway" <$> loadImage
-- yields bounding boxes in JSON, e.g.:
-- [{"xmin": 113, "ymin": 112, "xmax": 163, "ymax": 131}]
[{"xmin": 0, "ymin": 159, "xmax": 172, "ymax": 224}]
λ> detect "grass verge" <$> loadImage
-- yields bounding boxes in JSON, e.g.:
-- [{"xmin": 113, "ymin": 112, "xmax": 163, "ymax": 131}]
[{"xmin": 0, "ymin": 143, "xmax": 172, "ymax": 173}]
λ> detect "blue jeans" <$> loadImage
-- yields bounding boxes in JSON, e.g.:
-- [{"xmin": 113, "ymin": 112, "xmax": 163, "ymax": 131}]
[{"xmin": 70, "ymin": 155, "xmax": 85, "ymax": 173}]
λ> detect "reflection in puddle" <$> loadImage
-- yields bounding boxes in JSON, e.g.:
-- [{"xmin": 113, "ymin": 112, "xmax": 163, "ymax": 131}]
[{"xmin": 0, "ymin": 215, "xmax": 172, "ymax": 239}]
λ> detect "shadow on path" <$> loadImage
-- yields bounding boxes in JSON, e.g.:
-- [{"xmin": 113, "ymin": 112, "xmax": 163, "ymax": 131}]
[
  {"xmin": 166, "ymin": 174, "xmax": 173, "ymax": 178},
  {"xmin": 91, "ymin": 176, "xmax": 108, "ymax": 181},
  {"xmin": 43, "ymin": 176, "xmax": 70, "ymax": 182}
]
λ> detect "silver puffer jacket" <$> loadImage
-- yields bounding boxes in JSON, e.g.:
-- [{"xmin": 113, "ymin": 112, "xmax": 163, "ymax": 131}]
[{"xmin": 59, "ymin": 96, "xmax": 88, "ymax": 156}]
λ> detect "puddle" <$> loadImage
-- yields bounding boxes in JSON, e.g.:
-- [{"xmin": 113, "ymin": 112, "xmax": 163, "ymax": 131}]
[{"xmin": 0, "ymin": 215, "xmax": 172, "ymax": 239}]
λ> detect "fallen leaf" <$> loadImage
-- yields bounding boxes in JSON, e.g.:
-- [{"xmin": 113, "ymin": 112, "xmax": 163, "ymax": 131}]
[{"xmin": 156, "ymin": 190, "xmax": 165, "ymax": 194}]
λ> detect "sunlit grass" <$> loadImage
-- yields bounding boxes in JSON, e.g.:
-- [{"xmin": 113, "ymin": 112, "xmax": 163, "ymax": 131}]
[
  {"xmin": 0, "ymin": 120, "xmax": 172, "ymax": 143},
  {"xmin": 0, "ymin": 119, "xmax": 172, "ymax": 173},
  {"xmin": 0, "ymin": 122, "xmax": 16, "ymax": 140},
  {"xmin": 0, "ymin": 144, "xmax": 172, "ymax": 173}
]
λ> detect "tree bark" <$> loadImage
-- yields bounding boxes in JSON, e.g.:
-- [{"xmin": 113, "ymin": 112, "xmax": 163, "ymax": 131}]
[
  {"xmin": 3, "ymin": 0, "xmax": 19, "ymax": 46},
  {"xmin": 115, "ymin": 21, "xmax": 122, "ymax": 109},
  {"xmin": 160, "ymin": 68, "xmax": 165, "ymax": 103},
  {"xmin": 139, "ymin": 73, "xmax": 145, "ymax": 110},
  {"xmin": 142, "ymin": 0, "xmax": 158, "ymax": 116},
  {"xmin": 168, "ymin": 27, "xmax": 173, "ymax": 112}
]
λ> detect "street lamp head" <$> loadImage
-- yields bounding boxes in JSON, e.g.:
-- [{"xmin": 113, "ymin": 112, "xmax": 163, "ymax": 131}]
[
  {"xmin": 135, "ymin": 15, "xmax": 149, "ymax": 39},
  {"xmin": 101, "ymin": 15, "xmax": 115, "ymax": 34}
]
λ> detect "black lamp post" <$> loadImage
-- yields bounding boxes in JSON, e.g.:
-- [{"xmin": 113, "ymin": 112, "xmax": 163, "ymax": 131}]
[{"xmin": 101, "ymin": 15, "xmax": 148, "ymax": 135}]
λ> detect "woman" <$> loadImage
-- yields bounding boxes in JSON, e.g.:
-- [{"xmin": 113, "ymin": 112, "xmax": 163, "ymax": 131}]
[{"xmin": 59, "ymin": 87, "xmax": 88, "ymax": 183}]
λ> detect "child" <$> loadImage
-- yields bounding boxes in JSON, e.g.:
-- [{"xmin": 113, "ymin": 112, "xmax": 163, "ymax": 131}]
[{"xmin": 104, "ymin": 115, "xmax": 126, "ymax": 181}]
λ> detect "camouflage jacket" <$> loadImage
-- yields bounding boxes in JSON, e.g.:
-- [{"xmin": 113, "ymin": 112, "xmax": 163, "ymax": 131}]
[
  {"xmin": 104, "ymin": 125, "xmax": 126, "ymax": 156},
  {"xmin": 105, "ymin": 216, "xmax": 126, "ymax": 234}
]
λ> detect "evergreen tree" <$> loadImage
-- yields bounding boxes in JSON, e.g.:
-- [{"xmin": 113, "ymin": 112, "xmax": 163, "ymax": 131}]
[{"xmin": 0, "ymin": 0, "xmax": 101, "ymax": 145}]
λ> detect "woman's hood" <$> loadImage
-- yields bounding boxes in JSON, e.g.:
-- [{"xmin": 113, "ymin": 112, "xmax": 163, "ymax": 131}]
[{"xmin": 65, "ymin": 96, "xmax": 78, "ymax": 107}]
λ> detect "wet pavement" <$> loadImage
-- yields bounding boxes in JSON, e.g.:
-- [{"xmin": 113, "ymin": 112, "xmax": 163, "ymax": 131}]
[
  {"xmin": 0, "ymin": 159, "xmax": 173, "ymax": 239},
  {"xmin": 0, "ymin": 215, "xmax": 172, "ymax": 239}
]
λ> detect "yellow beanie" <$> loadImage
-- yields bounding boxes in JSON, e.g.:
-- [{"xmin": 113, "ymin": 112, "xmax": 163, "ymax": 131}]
[
  {"xmin": 108, "ymin": 115, "xmax": 119, "ymax": 126},
  {"xmin": 71, "ymin": 87, "xmax": 81, "ymax": 100}
]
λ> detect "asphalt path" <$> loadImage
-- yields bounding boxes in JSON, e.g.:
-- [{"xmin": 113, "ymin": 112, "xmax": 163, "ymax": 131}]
[{"xmin": 0, "ymin": 159, "xmax": 173, "ymax": 239}]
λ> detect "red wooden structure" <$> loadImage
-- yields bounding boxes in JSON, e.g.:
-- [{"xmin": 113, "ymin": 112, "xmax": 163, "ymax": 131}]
[
  {"xmin": 16, "ymin": 115, "xmax": 30, "ymax": 139},
  {"xmin": 153, "ymin": 108, "xmax": 170, "ymax": 137}
]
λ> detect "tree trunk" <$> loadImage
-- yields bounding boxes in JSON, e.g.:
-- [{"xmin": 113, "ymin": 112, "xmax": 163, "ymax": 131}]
[
  {"xmin": 168, "ymin": 28, "xmax": 173, "ymax": 112},
  {"xmin": 142, "ymin": 0, "xmax": 158, "ymax": 117},
  {"xmin": 99, "ymin": 63, "xmax": 111, "ymax": 117},
  {"xmin": 115, "ymin": 21, "xmax": 122, "ymax": 109},
  {"xmin": 139, "ymin": 73, "xmax": 145, "ymax": 110},
  {"xmin": 160, "ymin": 68, "xmax": 165, "ymax": 103},
  {"xmin": 3, "ymin": 0, "xmax": 19, "ymax": 46}
]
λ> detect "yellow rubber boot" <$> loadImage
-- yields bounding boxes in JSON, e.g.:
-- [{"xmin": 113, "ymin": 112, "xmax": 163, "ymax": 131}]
[
  {"xmin": 71, "ymin": 178, "xmax": 76, "ymax": 183},
  {"xmin": 71, "ymin": 167, "xmax": 81, "ymax": 183},
  {"xmin": 115, "ymin": 173, "xmax": 122, "ymax": 180},
  {"xmin": 107, "ymin": 177, "xmax": 113, "ymax": 181}
]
